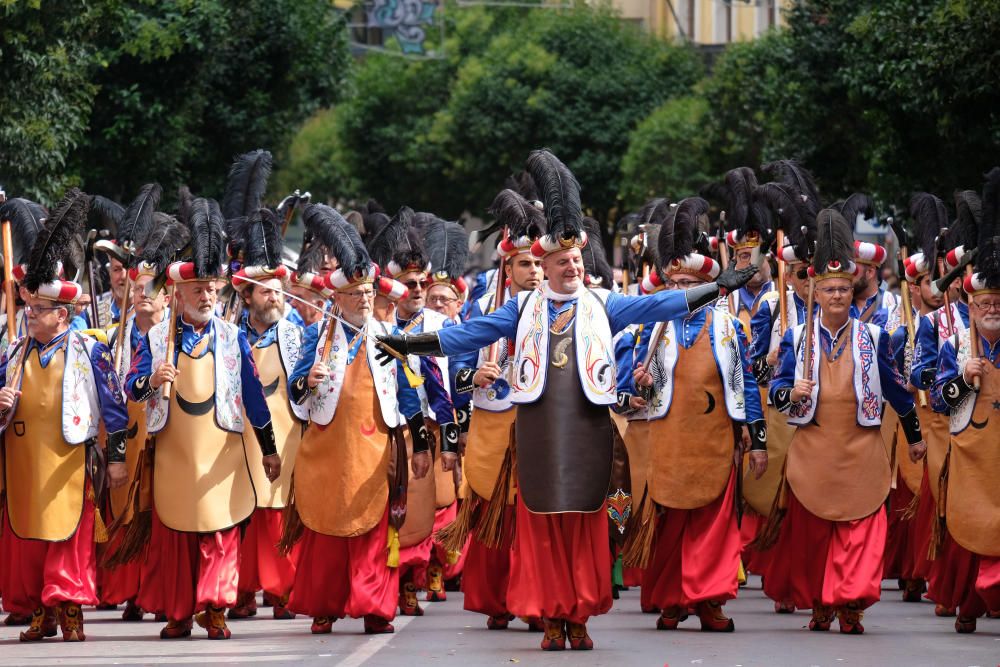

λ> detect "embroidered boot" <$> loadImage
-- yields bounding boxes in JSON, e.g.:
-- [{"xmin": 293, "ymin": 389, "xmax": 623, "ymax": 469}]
[
  {"xmin": 486, "ymin": 613, "xmax": 513, "ymax": 630},
  {"xmin": 520, "ymin": 616, "xmax": 545, "ymax": 632},
  {"xmin": 934, "ymin": 604, "xmax": 956, "ymax": 617},
  {"xmin": 121, "ymin": 600, "xmax": 145, "ymax": 622},
  {"xmin": 195, "ymin": 606, "xmax": 232, "ymax": 639},
  {"xmin": 902, "ymin": 579, "xmax": 926, "ymax": 603},
  {"xmin": 426, "ymin": 564, "xmax": 446, "ymax": 602},
  {"xmin": 697, "ymin": 600, "xmax": 735, "ymax": 632},
  {"xmin": 399, "ymin": 582, "xmax": 424, "ymax": 616},
  {"xmin": 363, "ymin": 614, "xmax": 395, "ymax": 634},
  {"xmin": 227, "ymin": 591, "xmax": 257, "ymax": 619},
  {"xmin": 540, "ymin": 618, "xmax": 566, "ymax": 651},
  {"xmin": 311, "ymin": 616, "xmax": 334, "ymax": 634},
  {"xmin": 566, "ymin": 621, "xmax": 594, "ymax": 650},
  {"xmin": 59, "ymin": 603, "xmax": 86, "ymax": 642},
  {"xmin": 656, "ymin": 606, "xmax": 685, "ymax": 630},
  {"xmin": 774, "ymin": 600, "xmax": 796, "ymax": 614},
  {"xmin": 159, "ymin": 617, "xmax": 193, "ymax": 639},
  {"xmin": 955, "ymin": 616, "xmax": 977, "ymax": 633},
  {"xmin": 809, "ymin": 604, "xmax": 834, "ymax": 631},
  {"xmin": 272, "ymin": 594, "xmax": 296, "ymax": 620},
  {"xmin": 836, "ymin": 602, "xmax": 865, "ymax": 635},
  {"xmin": 260, "ymin": 592, "xmax": 277, "ymax": 608},
  {"xmin": 19, "ymin": 606, "xmax": 58, "ymax": 642},
  {"xmin": 4, "ymin": 611, "xmax": 32, "ymax": 626}
]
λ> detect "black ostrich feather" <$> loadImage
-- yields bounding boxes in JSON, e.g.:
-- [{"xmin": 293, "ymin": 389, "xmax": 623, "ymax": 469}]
[
  {"xmin": 761, "ymin": 159, "xmax": 821, "ymax": 213},
  {"xmin": 302, "ymin": 204, "xmax": 370, "ymax": 279},
  {"xmin": 425, "ymin": 217, "xmax": 469, "ymax": 280},
  {"xmin": 503, "ymin": 171, "xmax": 540, "ymax": 203},
  {"xmin": 118, "ymin": 183, "xmax": 162, "ymax": 259},
  {"xmin": 909, "ymin": 192, "xmax": 949, "ymax": 259},
  {"xmin": 722, "ymin": 167, "xmax": 759, "ymax": 234},
  {"xmin": 138, "ymin": 212, "xmax": 191, "ymax": 278},
  {"xmin": 525, "ymin": 149, "xmax": 583, "ymax": 243},
  {"xmin": 24, "ymin": 188, "xmax": 90, "ymax": 292},
  {"xmin": 659, "ymin": 197, "xmax": 708, "ymax": 269},
  {"xmin": 189, "ymin": 198, "xmax": 227, "ymax": 279},
  {"xmin": 0, "ymin": 197, "xmax": 49, "ymax": 265},
  {"xmin": 581, "ymin": 217, "xmax": 613, "ymax": 288},
  {"xmin": 836, "ymin": 193, "xmax": 876, "ymax": 229},
  {"xmin": 951, "ymin": 190, "xmax": 981, "ymax": 253},
  {"xmin": 753, "ymin": 182, "xmax": 816, "ymax": 260},
  {"xmin": 221, "ymin": 149, "xmax": 272, "ymax": 221},
  {"xmin": 89, "ymin": 195, "xmax": 123, "ymax": 234},
  {"xmin": 245, "ymin": 208, "xmax": 283, "ymax": 269},
  {"xmin": 367, "ymin": 206, "xmax": 414, "ymax": 269},
  {"xmin": 813, "ymin": 209, "xmax": 854, "ymax": 274},
  {"xmin": 978, "ymin": 167, "xmax": 1000, "ymax": 250},
  {"xmin": 488, "ymin": 189, "xmax": 546, "ymax": 241}
]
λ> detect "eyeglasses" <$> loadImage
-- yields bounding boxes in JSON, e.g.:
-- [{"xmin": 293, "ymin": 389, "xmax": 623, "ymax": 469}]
[
  {"xmin": 403, "ymin": 279, "xmax": 429, "ymax": 290},
  {"xmin": 25, "ymin": 304, "xmax": 68, "ymax": 314},
  {"xmin": 427, "ymin": 295, "xmax": 458, "ymax": 306},
  {"xmin": 974, "ymin": 301, "xmax": 1000, "ymax": 313},
  {"xmin": 341, "ymin": 289, "xmax": 374, "ymax": 300},
  {"xmin": 666, "ymin": 279, "xmax": 704, "ymax": 289},
  {"xmin": 818, "ymin": 287, "xmax": 852, "ymax": 296}
]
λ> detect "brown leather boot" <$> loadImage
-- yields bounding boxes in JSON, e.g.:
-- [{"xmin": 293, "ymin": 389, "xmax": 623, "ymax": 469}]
[
  {"xmin": 540, "ymin": 618, "xmax": 566, "ymax": 651},
  {"xmin": 227, "ymin": 591, "xmax": 257, "ymax": 619},
  {"xmin": 809, "ymin": 604, "xmax": 834, "ymax": 631},
  {"xmin": 697, "ymin": 600, "xmax": 735, "ymax": 632},
  {"xmin": 159, "ymin": 617, "xmax": 193, "ymax": 639},
  {"xmin": 121, "ymin": 600, "xmax": 145, "ymax": 622},
  {"xmin": 566, "ymin": 621, "xmax": 593, "ymax": 650},
  {"xmin": 398, "ymin": 582, "xmax": 423, "ymax": 616},
  {"xmin": 19, "ymin": 607, "xmax": 58, "ymax": 642},
  {"xmin": 59, "ymin": 603, "xmax": 86, "ymax": 642},
  {"xmin": 836, "ymin": 602, "xmax": 865, "ymax": 635},
  {"xmin": 426, "ymin": 564, "xmax": 446, "ymax": 602},
  {"xmin": 195, "ymin": 606, "xmax": 232, "ymax": 639}
]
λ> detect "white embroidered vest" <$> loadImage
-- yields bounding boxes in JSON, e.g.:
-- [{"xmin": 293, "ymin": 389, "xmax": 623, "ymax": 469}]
[
  {"xmin": 0, "ymin": 332, "xmax": 103, "ymax": 444},
  {"xmin": 307, "ymin": 319, "xmax": 400, "ymax": 428},
  {"xmin": 512, "ymin": 287, "xmax": 616, "ymax": 406},
  {"xmin": 646, "ymin": 305, "xmax": 748, "ymax": 422},
  {"xmin": 949, "ymin": 328, "xmax": 980, "ymax": 435},
  {"xmin": 472, "ymin": 290, "xmax": 515, "ymax": 413},
  {"xmin": 407, "ymin": 308, "xmax": 451, "ymax": 422},
  {"xmin": 145, "ymin": 317, "xmax": 245, "ymax": 434},
  {"xmin": 787, "ymin": 318, "xmax": 883, "ymax": 427},
  {"xmin": 273, "ymin": 318, "xmax": 308, "ymax": 422}
]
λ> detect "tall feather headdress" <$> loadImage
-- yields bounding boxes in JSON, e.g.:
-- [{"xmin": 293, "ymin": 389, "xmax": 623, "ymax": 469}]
[
  {"xmin": 302, "ymin": 204, "xmax": 373, "ymax": 288},
  {"xmin": 426, "ymin": 217, "xmax": 470, "ymax": 296},
  {"xmin": 761, "ymin": 159, "xmax": 821, "ymax": 214},
  {"xmin": 810, "ymin": 209, "xmax": 856, "ymax": 280},
  {"xmin": 525, "ymin": 149, "xmax": 586, "ymax": 255},
  {"xmin": 24, "ymin": 188, "xmax": 90, "ymax": 293},
  {"xmin": 581, "ymin": 217, "xmax": 614, "ymax": 288},
  {"xmin": 221, "ymin": 149, "xmax": 272, "ymax": 222},
  {"xmin": 0, "ymin": 197, "xmax": 48, "ymax": 267}
]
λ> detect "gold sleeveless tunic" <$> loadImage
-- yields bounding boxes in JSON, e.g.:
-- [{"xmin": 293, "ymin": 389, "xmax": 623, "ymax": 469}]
[
  {"xmin": 294, "ymin": 343, "xmax": 391, "ymax": 538},
  {"xmin": 109, "ymin": 399, "xmax": 148, "ymax": 523},
  {"xmin": 648, "ymin": 317, "xmax": 735, "ymax": 510},
  {"xmin": 244, "ymin": 341, "xmax": 301, "ymax": 508},
  {"xmin": 743, "ymin": 403, "xmax": 794, "ymax": 515},
  {"xmin": 464, "ymin": 407, "xmax": 515, "ymax": 500},
  {"xmin": 785, "ymin": 339, "xmax": 890, "ymax": 521},
  {"xmin": 946, "ymin": 365, "xmax": 1000, "ymax": 556},
  {"xmin": 152, "ymin": 338, "xmax": 255, "ymax": 532},
  {"xmin": 4, "ymin": 348, "xmax": 86, "ymax": 541}
]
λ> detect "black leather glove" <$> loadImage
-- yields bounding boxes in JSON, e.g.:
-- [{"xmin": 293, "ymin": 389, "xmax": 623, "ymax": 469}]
[
  {"xmin": 717, "ymin": 263, "xmax": 759, "ymax": 293},
  {"xmin": 440, "ymin": 423, "xmax": 460, "ymax": 454},
  {"xmin": 406, "ymin": 412, "xmax": 431, "ymax": 453},
  {"xmin": 253, "ymin": 423, "xmax": 278, "ymax": 457},
  {"xmin": 747, "ymin": 419, "xmax": 767, "ymax": 451},
  {"xmin": 106, "ymin": 429, "xmax": 128, "ymax": 463},
  {"xmin": 376, "ymin": 332, "xmax": 444, "ymax": 358}
]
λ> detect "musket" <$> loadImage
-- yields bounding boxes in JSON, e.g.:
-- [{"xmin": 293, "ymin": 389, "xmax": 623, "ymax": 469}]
[
  {"xmin": 486, "ymin": 229, "xmax": 510, "ymax": 365},
  {"xmin": 890, "ymin": 218, "xmax": 927, "ymax": 407}
]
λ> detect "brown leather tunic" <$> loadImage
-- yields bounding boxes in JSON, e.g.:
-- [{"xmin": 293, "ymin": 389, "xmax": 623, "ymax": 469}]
[{"xmin": 465, "ymin": 407, "xmax": 515, "ymax": 500}]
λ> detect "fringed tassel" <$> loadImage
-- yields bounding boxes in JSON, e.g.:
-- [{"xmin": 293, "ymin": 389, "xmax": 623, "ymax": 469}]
[
  {"xmin": 474, "ymin": 427, "xmax": 516, "ymax": 549},
  {"xmin": 88, "ymin": 485, "xmax": 109, "ymax": 544},
  {"xmin": 750, "ymin": 463, "xmax": 789, "ymax": 551},
  {"xmin": 928, "ymin": 448, "xmax": 951, "ymax": 561},
  {"xmin": 386, "ymin": 525, "xmax": 400, "ymax": 567},
  {"xmin": 277, "ymin": 486, "xmax": 304, "ymax": 556},
  {"xmin": 436, "ymin": 493, "xmax": 481, "ymax": 553},
  {"xmin": 899, "ymin": 491, "xmax": 920, "ymax": 521},
  {"xmin": 622, "ymin": 486, "xmax": 656, "ymax": 569},
  {"xmin": 102, "ymin": 447, "xmax": 153, "ymax": 568},
  {"xmin": 738, "ymin": 558, "xmax": 747, "ymax": 585}
]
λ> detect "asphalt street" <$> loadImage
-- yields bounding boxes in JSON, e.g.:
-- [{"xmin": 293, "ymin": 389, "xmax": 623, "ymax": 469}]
[{"xmin": 2, "ymin": 576, "xmax": 999, "ymax": 667}]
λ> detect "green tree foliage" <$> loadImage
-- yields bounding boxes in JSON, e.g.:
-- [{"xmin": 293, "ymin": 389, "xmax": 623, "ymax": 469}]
[{"xmin": 1, "ymin": 0, "xmax": 349, "ymax": 205}]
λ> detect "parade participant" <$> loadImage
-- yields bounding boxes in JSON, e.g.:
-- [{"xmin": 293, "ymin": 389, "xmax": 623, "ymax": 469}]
[
  {"xmin": 445, "ymin": 188, "xmax": 546, "ymax": 630},
  {"xmin": 0, "ymin": 189, "xmax": 129, "ymax": 642},
  {"xmin": 910, "ymin": 197, "xmax": 975, "ymax": 618},
  {"xmin": 99, "ymin": 213, "xmax": 189, "ymax": 621},
  {"xmin": 125, "ymin": 197, "xmax": 280, "ymax": 640},
  {"xmin": 881, "ymin": 194, "xmax": 949, "ymax": 604},
  {"xmin": 930, "ymin": 169, "xmax": 1000, "ymax": 633},
  {"xmin": 377, "ymin": 149, "xmax": 759, "ymax": 651},
  {"xmin": 227, "ymin": 209, "xmax": 307, "ymax": 621},
  {"xmin": 764, "ymin": 209, "xmax": 925, "ymax": 635},
  {"xmin": 282, "ymin": 203, "xmax": 428, "ymax": 635},
  {"xmin": 625, "ymin": 197, "xmax": 767, "ymax": 632},
  {"xmin": 838, "ymin": 194, "xmax": 900, "ymax": 331},
  {"xmin": 422, "ymin": 218, "xmax": 471, "ymax": 600}
]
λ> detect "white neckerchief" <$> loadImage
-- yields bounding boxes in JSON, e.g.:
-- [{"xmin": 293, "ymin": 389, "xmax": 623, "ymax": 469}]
[{"xmin": 539, "ymin": 280, "xmax": 587, "ymax": 302}]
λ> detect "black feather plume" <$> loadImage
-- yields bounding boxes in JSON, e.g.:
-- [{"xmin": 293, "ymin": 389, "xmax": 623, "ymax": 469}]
[
  {"xmin": 24, "ymin": 188, "xmax": 90, "ymax": 292},
  {"xmin": 89, "ymin": 195, "xmax": 123, "ymax": 234},
  {"xmin": 139, "ymin": 212, "xmax": 191, "ymax": 277},
  {"xmin": 659, "ymin": 197, "xmax": 708, "ymax": 270},
  {"xmin": 950, "ymin": 190, "xmax": 980, "ymax": 253},
  {"xmin": 245, "ymin": 208, "xmax": 283, "ymax": 269},
  {"xmin": 723, "ymin": 167, "xmax": 761, "ymax": 238},
  {"xmin": 761, "ymin": 159, "xmax": 821, "ymax": 213},
  {"xmin": 488, "ymin": 189, "xmax": 546, "ymax": 241},
  {"xmin": 176, "ymin": 186, "xmax": 194, "ymax": 226},
  {"xmin": 189, "ymin": 198, "xmax": 227, "ymax": 279},
  {"xmin": 909, "ymin": 192, "xmax": 949, "ymax": 259},
  {"xmin": 581, "ymin": 217, "xmax": 614, "ymax": 288},
  {"xmin": 301, "ymin": 204, "xmax": 369, "ymax": 279},
  {"xmin": 221, "ymin": 149, "xmax": 272, "ymax": 221},
  {"xmin": 118, "ymin": 183, "xmax": 162, "ymax": 262},
  {"xmin": 812, "ymin": 209, "xmax": 855, "ymax": 274},
  {"xmin": 0, "ymin": 197, "xmax": 48, "ymax": 265},
  {"xmin": 525, "ymin": 149, "xmax": 583, "ymax": 243},
  {"xmin": 367, "ymin": 206, "xmax": 413, "ymax": 269},
  {"xmin": 295, "ymin": 241, "xmax": 324, "ymax": 275},
  {"xmin": 503, "ymin": 171, "xmax": 540, "ymax": 203},
  {"xmin": 638, "ymin": 197, "xmax": 671, "ymax": 228},
  {"xmin": 836, "ymin": 193, "xmax": 876, "ymax": 229},
  {"xmin": 754, "ymin": 182, "xmax": 816, "ymax": 260},
  {"xmin": 425, "ymin": 218, "xmax": 469, "ymax": 280},
  {"xmin": 978, "ymin": 167, "xmax": 1000, "ymax": 250}
]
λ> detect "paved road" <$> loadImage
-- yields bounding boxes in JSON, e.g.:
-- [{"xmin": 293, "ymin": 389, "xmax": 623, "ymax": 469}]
[{"xmin": 3, "ymin": 577, "xmax": 999, "ymax": 667}]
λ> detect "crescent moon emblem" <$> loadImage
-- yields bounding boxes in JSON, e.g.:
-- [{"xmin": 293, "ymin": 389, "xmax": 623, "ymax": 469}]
[
  {"xmin": 360, "ymin": 419, "xmax": 377, "ymax": 436},
  {"xmin": 970, "ymin": 417, "xmax": 989, "ymax": 430},
  {"xmin": 176, "ymin": 391, "xmax": 216, "ymax": 416},
  {"xmin": 704, "ymin": 391, "xmax": 716, "ymax": 414},
  {"xmin": 126, "ymin": 421, "xmax": 138, "ymax": 440},
  {"xmin": 261, "ymin": 377, "xmax": 280, "ymax": 398},
  {"xmin": 946, "ymin": 383, "xmax": 960, "ymax": 399},
  {"xmin": 596, "ymin": 362, "xmax": 611, "ymax": 386}
]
